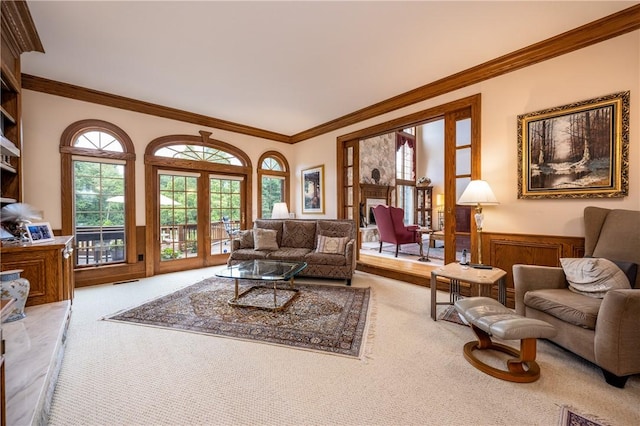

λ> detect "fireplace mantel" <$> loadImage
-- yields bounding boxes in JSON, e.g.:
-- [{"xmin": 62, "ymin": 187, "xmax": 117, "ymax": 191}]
[{"xmin": 359, "ymin": 184, "xmax": 392, "ymax": 227}]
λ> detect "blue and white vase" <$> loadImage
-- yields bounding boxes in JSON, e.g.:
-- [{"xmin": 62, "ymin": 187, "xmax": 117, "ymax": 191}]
[{"xmin": 1, "ymin": 269, "xmax": 30, "ymax": 322}]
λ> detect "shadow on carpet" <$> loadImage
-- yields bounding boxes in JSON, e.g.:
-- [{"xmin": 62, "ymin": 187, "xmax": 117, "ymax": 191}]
[{"xmin": 104, "ymin": 278, "xmax": 371, "ymax": 358}]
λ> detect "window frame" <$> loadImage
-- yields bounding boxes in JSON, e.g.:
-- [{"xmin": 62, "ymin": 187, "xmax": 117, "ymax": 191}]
[
  {"xmin": 257, "ymin": 151, "xmax": 290, "ymax": 219},
  {"xmin": 60, "ymin": 119, "xmax": 137, "ymax": 268}
]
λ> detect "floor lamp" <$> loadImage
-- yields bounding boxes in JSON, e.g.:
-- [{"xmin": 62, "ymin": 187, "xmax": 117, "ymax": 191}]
[{"xmin": 457, "ymin": 180, "xmax": 499, "ymax": 265}]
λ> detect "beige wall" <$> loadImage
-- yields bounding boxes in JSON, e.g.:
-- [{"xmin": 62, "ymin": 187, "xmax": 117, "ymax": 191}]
[
  {"xmin": 21, "ymin": 94, "xmax": 295, "ymax": 227},
  {"xmin": 22, "ymin": 31, "xmax": 638, "ymax": 237},
  {"xmin": 294, "ymin": 31, "xmax": 640, "ymax": 237}
]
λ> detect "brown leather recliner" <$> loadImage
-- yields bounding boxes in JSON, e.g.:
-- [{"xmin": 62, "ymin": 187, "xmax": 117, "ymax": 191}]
[{"xmin": 513, "ymin": 207, "xmax": 640, "ymax": 388}]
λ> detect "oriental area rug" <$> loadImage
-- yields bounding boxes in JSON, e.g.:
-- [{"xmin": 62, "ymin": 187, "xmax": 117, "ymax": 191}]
[
  {"xmin": 105, "ymin": 278, "xmax": 371, "ymax": 358},
  {"xmin": 559, "ymin": 405, "xmax": 609, "ymax": 426}
]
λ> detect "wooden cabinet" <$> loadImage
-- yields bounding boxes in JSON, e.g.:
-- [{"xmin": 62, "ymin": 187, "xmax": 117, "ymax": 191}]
[
  {"xmin": 414, "ymin": 186, "xmax": 433, "ymax": 227},
  {"xmin": 0, "ymin": 1, "xmax": 44, "ymax": 205},
  {"xmin": 0, "ymin": 236, "xmax": 74, "ymax": 306}
]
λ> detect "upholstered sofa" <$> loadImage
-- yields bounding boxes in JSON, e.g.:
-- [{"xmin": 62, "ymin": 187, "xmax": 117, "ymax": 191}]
[
  {"xmin": 227, "ymin": 219, "xmax": 357, "ymax": 285},
  {"xmin": 513, "ymin": 207, "xmax": 640, "ymax": 388}
]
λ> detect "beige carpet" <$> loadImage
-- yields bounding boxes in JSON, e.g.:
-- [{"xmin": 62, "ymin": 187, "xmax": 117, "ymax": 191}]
[{"xmin": 47, "ymin": 266, "xmax": 640, "ymax": 425}]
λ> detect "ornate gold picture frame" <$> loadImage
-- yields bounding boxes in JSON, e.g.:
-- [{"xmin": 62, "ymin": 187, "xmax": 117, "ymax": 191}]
[{"xmin": 517, "ymin": 91, "xmax": 629, "ymax": 199}]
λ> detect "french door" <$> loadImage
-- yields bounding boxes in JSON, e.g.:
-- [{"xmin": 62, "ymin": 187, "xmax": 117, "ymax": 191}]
[{"xmin": 154, "ymin": 169, "xmax": 245, "ymax": 274}]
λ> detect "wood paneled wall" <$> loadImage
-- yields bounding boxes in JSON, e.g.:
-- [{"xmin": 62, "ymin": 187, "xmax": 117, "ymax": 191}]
[{"xmin": 482, "ymin": 232, "xmax": 584, "ymax": 307}]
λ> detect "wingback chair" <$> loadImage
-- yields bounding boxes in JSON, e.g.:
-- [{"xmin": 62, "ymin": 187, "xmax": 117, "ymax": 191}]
[
  {"xmin": 372, "ymin": 205, "xmax": 420, "ymax": 257},
  {"xmin": 513, "ymin": 207, "xmax": 640, "ymax": 387}
]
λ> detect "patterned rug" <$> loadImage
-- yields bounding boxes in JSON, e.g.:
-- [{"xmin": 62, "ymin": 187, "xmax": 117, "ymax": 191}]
[
  {"xmin": 437, "ymin": 305, "xmax": 467, "ymax": 325},
  {"xmin": 559, "ymin": 405, "xmax": 609, "ymax": 426},
  {"xmin": 105, "ymin": 278, "xmax": 371, "ymax": 358}
]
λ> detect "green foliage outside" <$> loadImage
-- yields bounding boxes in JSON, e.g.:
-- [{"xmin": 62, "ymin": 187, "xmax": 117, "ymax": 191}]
[
  {"xmin": 261, "ymin": 176, "xmax": 284, "ymax": 218},
  {"xmin": 74, "ymin": 161, "xmax": 125, "ymax": 227}
]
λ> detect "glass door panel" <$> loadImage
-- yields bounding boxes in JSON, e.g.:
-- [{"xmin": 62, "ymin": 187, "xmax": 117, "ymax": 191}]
[
  {"xmin": 210, "ymin": 175, "xmax": 243, "ymax": 255},
  {"xmin": 159, "ymin": 172, "xmax": 199, "ymax": 262},
  {"xmin": 451, "ymin": 117, "xmax": 472, "ymax": 264}
]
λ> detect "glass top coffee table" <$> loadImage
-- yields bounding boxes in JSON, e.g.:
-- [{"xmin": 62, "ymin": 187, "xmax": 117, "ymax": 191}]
[{"xmin": 215, "ymin": 260, "xmax": 308, "ymax": 311}]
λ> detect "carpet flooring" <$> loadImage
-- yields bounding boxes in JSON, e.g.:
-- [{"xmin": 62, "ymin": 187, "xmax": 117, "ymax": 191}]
[{"xmin": 105, "ymin": 278, "xmax": 371, "ymax": 358}]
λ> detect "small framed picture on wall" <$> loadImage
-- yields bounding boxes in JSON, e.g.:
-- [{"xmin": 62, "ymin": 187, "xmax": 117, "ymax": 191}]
[{"xmin": 302, "ymin": 165, "xmax": 324, "ymax": 214}]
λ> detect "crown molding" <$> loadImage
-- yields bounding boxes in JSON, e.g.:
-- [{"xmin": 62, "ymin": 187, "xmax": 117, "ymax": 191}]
[
  {"xmin": 290, "ymin": 4, "xmax": 640, "ymax": 143},
  {"xmin": 21, "ymin": 4, "xmax": 640, "ymax": 145},
  {"xmin": 1, "ymin": 0, "xmax": 44, "ymax": 56},
  {"xmin": 21, "ymin": 75, "xmax": 292, "ymax": 144}
]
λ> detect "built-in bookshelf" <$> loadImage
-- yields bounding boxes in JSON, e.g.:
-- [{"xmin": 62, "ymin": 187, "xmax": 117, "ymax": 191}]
[
  {"xmin": 0, "ymin": 0, "xmax": 45, "ymax": 207},
  {"xmin": 1, "ymin": 73, "xmax": 21, "ymax": 204}
]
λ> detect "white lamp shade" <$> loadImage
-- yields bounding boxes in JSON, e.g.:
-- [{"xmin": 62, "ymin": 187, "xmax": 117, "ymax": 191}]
[
  {"xmin": 457, "ymin": 180, "xmax": 499, "ymax": 205},
  {"xmin": 271, "ymin": 202, "xmax": 289, "ymax": 219}
]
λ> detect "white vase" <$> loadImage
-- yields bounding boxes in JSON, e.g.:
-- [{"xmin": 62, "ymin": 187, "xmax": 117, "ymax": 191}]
[{"xmin": 1, "ymin": 269, "xmax": 30, "ymax": 322}]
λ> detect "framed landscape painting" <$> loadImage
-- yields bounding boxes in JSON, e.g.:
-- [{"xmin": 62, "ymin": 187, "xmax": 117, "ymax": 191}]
[
  {"xmin": 517, "ymin": 91, "xmax": 629, "ymax": 199},
  {"xmin": 302, "ymin": 165, "xmax": 324, "ymax": 214}
]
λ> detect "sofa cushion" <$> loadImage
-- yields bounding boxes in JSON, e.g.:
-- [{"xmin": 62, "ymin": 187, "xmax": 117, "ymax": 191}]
[
  {"xmin": 560, "ymin": 257, "xmax": 631, "ymax": 298},
  {"xmin": 253, "ymin": 228, "xmax": 279, "ymax": 251},
  {"xmin": 316, "ymin": 235, "xmax": 349, "ymax": 255},
  {"xmin": 236, "ymin": 230, "xmax": 254, "ymax": 249},
  {"xmin": 266, "ymin": 248, "xmax": 312, "ymax": 262},
  {"xmin": 254, "ymin": 220, "xmax": 284, "ymax": 246},
  {"xmin": 229, "ymin": 248, "xmax": 269, "ymax": 261},
  {"xmin": 281, "ymin": 221, "xmax": 316, "ymax": 249},
  {"xmin": 524, "ymin": 288, "xmax": 602, "ymax": 329},
  {"xmin": 316, "ymin": 220, "xmax": 354, "ymax": 245},
  {"xmin": 304, "ymin": 251, "xmax": 347, "ymax": 266}
]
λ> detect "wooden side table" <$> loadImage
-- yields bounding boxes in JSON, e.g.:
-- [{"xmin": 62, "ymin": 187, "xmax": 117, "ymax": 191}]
[{"xmin": 430, "ymin": 262, "xmax": 507, "ymax": 320}]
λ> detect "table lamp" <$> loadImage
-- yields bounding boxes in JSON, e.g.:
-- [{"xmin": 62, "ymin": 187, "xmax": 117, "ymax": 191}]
[
  {"xmin": 271, "ymin": 202, "xmax": 289, "ymax": 219},
  {"xmin": 457, "ymin": 180, "xmax": 498, "ymax": 264}
]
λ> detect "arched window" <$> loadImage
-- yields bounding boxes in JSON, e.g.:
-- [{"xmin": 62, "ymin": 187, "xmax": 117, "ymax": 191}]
[
  {"xmin": 258, "ymin": 151, "xmax": 290, "ymax": 218},
  {"xmin": 60, "ymin": 120, "xmax": 136, "ymax": 272}
]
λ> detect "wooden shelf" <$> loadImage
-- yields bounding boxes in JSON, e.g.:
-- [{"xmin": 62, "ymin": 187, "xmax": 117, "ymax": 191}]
[
  {"xmin": 0, "ymin": 162, "xmax": 16, "ymax": 174},
  {"xmin": 0, "ymin": 137, "xmax": 19, "ymax": 157},
  {"xmin": 0, "ymin": 106, "xmax": 15, "ymax": 125}
]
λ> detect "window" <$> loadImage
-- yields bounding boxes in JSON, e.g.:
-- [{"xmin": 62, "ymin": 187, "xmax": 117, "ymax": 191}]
[
  {"xmin": 257, "ymin": 151, "xmax": 290, "ymax": 218},
  {"xmin": 396, "ymin": 130, "xmax": 416, "ymax": 223},
  {"xmin": 145, "ymin": 131, "xmax": 252, "ymax": 275},
  {"xmin": 60, "ymin": 120, "xmax": 136, "ymax": 269}
]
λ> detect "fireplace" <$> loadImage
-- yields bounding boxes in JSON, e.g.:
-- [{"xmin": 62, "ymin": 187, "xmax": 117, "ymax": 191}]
[
  {"xmin": 359, "ymin": 184, "xmax": 392, "ymax": 227},
  {"xmin": 366, "ymin": 198, "xmax": 386, "ymax": 225}
]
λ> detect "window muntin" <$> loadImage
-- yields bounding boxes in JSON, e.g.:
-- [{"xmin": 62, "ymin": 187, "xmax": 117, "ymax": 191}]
[
  {"xmin": 73, "ymin": 130, "xmax": 124, "ymax": 152},
  {"xmin": 155, "ymin": 144, "xmax": 241, "ymax": 165}
]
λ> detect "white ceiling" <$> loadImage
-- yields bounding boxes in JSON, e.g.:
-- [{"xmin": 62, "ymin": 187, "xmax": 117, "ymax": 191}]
[{"xmin": 22, "ymin": 1, "xmax": 637, "ymax": 136}]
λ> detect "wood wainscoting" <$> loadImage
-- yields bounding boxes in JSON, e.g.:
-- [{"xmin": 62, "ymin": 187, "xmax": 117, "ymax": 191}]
[
  {"xmin": 357, "ymin": 231, "xmax": 584, "ymax": 308},
  {"xmin": 482, "ymin": 232, "xmax": 584, "ymax": 308}
]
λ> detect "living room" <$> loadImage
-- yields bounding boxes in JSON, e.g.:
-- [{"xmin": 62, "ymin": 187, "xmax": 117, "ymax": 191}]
[{"xmin": 1, "ymin": 1, "xmax": 639, "ymax": 425}]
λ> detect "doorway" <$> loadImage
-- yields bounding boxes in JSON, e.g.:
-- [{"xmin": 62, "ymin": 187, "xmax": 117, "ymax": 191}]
[{"xmin": 337, "ymin": 94, "xmax": 481, "ymax": 271}]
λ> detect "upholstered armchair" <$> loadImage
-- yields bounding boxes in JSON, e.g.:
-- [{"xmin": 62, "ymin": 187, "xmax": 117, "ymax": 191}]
[
  {"xmin": 372, "ymin": 205, "xmax": 421, "ymax": 257},
  {"xmin": 513, "ymin": 207, "xmax": 640, "ymax": 388}
]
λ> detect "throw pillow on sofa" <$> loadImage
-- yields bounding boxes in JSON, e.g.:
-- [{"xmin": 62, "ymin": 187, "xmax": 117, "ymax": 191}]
[
  {"xmin": 316, "ymin": 235, "xmax": 349, "ymax": 255},
  {"xmin": 253, "ymin": 228, "xmax": 279, "ymax": 251},
  {"xmin": 560, "ymin": 257, "xmax": 631, "ymax": 298},
  {"xmin": 236, "ymin": 230, "xmax": 254, "ymax": 249}
]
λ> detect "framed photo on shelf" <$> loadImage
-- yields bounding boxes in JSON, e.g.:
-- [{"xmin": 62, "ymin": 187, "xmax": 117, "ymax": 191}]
[
  {"xmin": 517, "ymin": 91, "xmax": 629, "ymax": 199},
  {"xmin": 302, "ymin": 165, "xmax": 324, "ymax": 214},
  {"xmin": 25, "ymin": 222, "xmax": 55, "ymax": 244}
]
